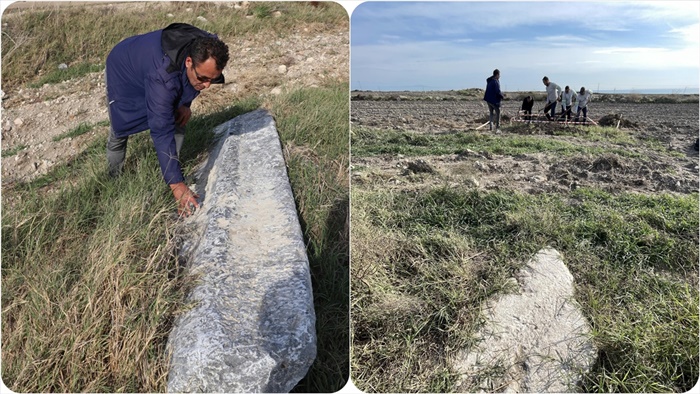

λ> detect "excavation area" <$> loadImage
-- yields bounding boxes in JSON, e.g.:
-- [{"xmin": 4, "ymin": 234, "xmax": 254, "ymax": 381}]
[{"xmin": 350, "ymin": 91, "xmax": 699, "ymax": 393}]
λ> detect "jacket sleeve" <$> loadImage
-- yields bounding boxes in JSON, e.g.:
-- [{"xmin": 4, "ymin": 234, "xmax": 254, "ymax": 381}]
[{"xmin": 144, "ymin": 71, "xmax": 184, "ymax": 185}]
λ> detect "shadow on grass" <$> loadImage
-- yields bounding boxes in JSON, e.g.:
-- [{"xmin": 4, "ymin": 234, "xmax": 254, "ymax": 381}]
[{"xmin": 292, "ymin": 194, "xmax": 350, "ymax": 393}]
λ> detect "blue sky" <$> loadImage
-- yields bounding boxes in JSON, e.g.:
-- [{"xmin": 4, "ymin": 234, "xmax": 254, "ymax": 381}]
[{"xmin": 350, "ymin": 1, "xmax": 700, "ymax": 92}]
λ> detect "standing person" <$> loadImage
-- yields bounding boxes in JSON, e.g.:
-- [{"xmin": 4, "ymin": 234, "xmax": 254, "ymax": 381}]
[
  {"xmin": 542, "ymin": 76, "xmax": 562, "ymax": 120},
  {"xmin": 574, "ymin": 87, "xmax": 593, "ymax": 122},
  {"xmin": 483, "ymin": 69, "xmax": 505, "ymax": 132},
  {"xmin": 560, "ymin": 85, "xmax": 576, "ymax": 120},
  {"xmin": 105, "ymin": 23, "xmax": 229, "ymax": 217}
]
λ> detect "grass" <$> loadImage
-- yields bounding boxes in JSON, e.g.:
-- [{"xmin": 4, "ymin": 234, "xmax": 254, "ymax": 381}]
[
  {"xmin": 1, "ymin": 2, "xmax": 348, "ymax": 393},
  {"xmin": 352, "ymin": 126, "xmax": 641, "ymax": 158},
  {"xmin": 1, "ymin": 86, "xmax": 350, "ymax": 393},
  {"xmin": 1, "ymin": 100, "xmax": 257, "ymax": 392},
  {"xmin": 52, "ymin": 120, "xmax": 110, "ymax": 142},
  {"xmin": 28, "ymin": 63, "xmax": 105, "ymax": 88},
  {"xmin": 271, "ymin": 83, "xmax": 349, "ymax": 392},
  {"xmin": 1, "ymin": 1, "xmax": 348, "ymax": 89},
  {"xmin": 351, "ymin": 186, "xmax": 699, "ymax": 392},
  {"xmin": 1, "ymin": 144, "xmax": 28, "ymax": 158}
]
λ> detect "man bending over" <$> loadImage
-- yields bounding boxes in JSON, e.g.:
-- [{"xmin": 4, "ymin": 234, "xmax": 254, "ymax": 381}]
[{"xmin": 105, "ymin": 23, "xmax": 229, "ymax": 216}]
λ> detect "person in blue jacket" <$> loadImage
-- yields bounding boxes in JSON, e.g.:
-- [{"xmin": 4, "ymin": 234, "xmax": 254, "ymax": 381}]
[
  {"xmin": 105, "ymin": 23, "xmax": 229, "ymax": 216},
  {"xmin": 483, "ymin": 69, "xmax": 505, "ymax": 132}
]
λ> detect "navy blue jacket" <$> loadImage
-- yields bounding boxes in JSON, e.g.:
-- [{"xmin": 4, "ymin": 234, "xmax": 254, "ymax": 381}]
[
  {"xmin": 483, "ymin": 76, "xmax": 504, "ymax": 107},
  {"xmin": 105, "ymin": 24, "xmax": 221, "ymax": 185}
]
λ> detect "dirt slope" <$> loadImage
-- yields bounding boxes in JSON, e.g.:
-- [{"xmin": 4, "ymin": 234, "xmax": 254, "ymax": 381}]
[{"xmin": 1, "ymin": 2, "xmax": 348, "ymax": 184}]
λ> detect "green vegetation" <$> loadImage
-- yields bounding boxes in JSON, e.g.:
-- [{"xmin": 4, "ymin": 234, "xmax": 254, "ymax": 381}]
[
  {"xmin": 1, "ymin": 2, "xmax": 348, "ymax": 393},
  {"xmin": 272, "ymin": 83, "xmax": 349, "ymax": 392},
  {"xmin": 1, "ymin": 87, "xmax": 349, "ymax": 394},
  {"xmin": 351, "ymin": 186, "xmax": 698, "ymax": 392},
  {"xmin": 52, "ymin": 120, "xmax": 111, "ymax": 142},
  {"xmin": 1, "ymin": 144, "xmax": 28, "ymax": 158},
  {"xmin": 28, "ymin": 63, "xmax": 105, "ymax": 88},
  {"xmin": 1, "ymin": 1, "xmax": 347, "ymax": 89},
  {"xmin": 352, "ymin": 126, "xmax": 640, "ymax": 158}
]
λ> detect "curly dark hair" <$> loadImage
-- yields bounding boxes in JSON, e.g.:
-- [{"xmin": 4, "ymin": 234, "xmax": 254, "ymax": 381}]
[{"xmin": 190, "ymin": 36, "xmax": 229, "ymax": 70}]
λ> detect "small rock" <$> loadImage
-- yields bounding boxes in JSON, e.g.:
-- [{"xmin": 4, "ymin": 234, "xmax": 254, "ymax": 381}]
[
  {"xmin": 58, "ymin": 63, "xmax": 68, "ymax": 70},
  {"xmin": 270, "ymin": 86, "xmax": 283, "ymax": 95},
  {"xmin": 273, "ymin": 11, "xmax": 282, "ymax": 18},
  {"xmin": 166, "ymin": 13, "xmax": 174, "ymax": 18},
  {"xmin": 459, "ymin": 148, "xmax": 480, "ymax": 157},
  {"xmin": 278, "ymin": 65, "xmax": 287, "ymax": 74},
  {"xmin": 197, "ymin": 16, "xmax": 208, "ymax": 22},
  {"xmin": 468, "ymin": 177, "xmax": 480, "ymax": 188},
  {"xmin": 13, "ymin": 118, "xmax": 23, "ymax": 126},
  {"xmin": 407, "ymin": 159, "xmax": 434, "ymax": 174},
  {"xmin": 185, "ymin": 8, "xmax": 193, "ymax": 12}
]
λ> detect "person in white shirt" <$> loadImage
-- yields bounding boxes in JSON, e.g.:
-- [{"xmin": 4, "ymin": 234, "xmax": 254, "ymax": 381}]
[
  {"xmin": 542, "ymin": 76, "xmax": 562, "ymax": 120},
  {"xmin": 560, "ymin": 86, "xmax": 576, "ymax": 120},
  {"xmin": 574, "ymin": 87, "xmax": 593, "ymax": 122}
]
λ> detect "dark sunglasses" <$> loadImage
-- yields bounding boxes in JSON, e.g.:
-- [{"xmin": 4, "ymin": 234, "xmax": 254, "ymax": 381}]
[{"xmin": 192, "ymin": 64, "xmax": 214, "ymax": 83}]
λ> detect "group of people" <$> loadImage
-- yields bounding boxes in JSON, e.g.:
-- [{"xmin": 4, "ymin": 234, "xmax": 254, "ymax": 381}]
[
  {"xmin": 541, "ymin": 76, "xmax": 593, "ymax": 122},
  {"xmin": 482, "ymin": 70, "xmax": 593, "ymax": 131}
]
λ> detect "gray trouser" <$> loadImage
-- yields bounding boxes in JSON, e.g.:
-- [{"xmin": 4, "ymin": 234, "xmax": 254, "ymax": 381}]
[
  {"xmin": 106, "ymin": 123, "xmax": 185, "ymax": 177},
  {"xmin": 487, "ymin": 102, "xmax": 500, "ymax": 130}
]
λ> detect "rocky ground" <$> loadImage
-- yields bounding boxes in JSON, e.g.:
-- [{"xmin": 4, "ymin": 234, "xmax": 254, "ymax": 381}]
[
  {"xmin": 351, "ymin": 93, "xmax": 699, "ymax": 196},
  {"xmin": 1, "ymin": 1, "xmax": 348, "ymax": 185}
]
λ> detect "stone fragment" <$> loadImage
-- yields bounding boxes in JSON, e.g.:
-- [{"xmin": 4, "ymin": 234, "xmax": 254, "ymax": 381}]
[
  {"xmin": 278, "ymin": 65, "xmax": 287, "ymax": 74},
  {"xmin": 406, "ymin": 159, "xmax": 434, "ymax": 174},
  {"xmin": 452, "ymin": 248, "xmax": 597, "ymax": 393},
  {"xmin": 167, "ymin": 109, "xmax": 316, "ymax": 393}
]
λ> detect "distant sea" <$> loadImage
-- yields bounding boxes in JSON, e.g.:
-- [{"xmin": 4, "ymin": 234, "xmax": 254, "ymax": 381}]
[
  {"xmin": 353, "ymin": 87, "xmax": 700, "ymax": 94},
  {"xmin": 595, "ymin": 88, "xmax": 700, "ymax": 95}
]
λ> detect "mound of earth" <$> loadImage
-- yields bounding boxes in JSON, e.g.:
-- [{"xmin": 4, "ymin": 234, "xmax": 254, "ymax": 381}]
[{"xmin": 598, "ymin": 113, "xmax": 640, "ymax": 129}]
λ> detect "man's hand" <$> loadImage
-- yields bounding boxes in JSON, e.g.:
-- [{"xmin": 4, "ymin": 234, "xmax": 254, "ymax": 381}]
[
  {"xmin": 170, "ymin": 182, "xmax": 199, "ymax": 217},
  {"xmin": 175, "ymin": 106, "xmax": 192, "ymax": 127}
]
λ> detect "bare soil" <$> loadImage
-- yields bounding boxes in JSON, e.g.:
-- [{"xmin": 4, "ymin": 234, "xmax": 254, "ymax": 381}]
[
  {"xmin": 1, "ymin": 2, "xmax": 348, "ymax": 185},
  {"xmin": 351, "ymin": 94, "xmax": 699, "ymax": 195}
]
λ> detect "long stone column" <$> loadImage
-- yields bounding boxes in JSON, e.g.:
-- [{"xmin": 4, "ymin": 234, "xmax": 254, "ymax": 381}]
[{"xmin": 166, "ymin": 109, "xmax": 317, "ymax": 393}]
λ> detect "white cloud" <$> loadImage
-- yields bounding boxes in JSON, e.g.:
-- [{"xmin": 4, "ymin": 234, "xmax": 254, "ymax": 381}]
[
  {"xmin": 535, "ymin": 35, "xmax": 590, "ymax": 43},
  {"xmin": 351, "ymin": 2, "xmax": 700, "ymax": 91},
  {"xmin": 669, "ymin": 23, "xmax": 700, "ymax": 43}
]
